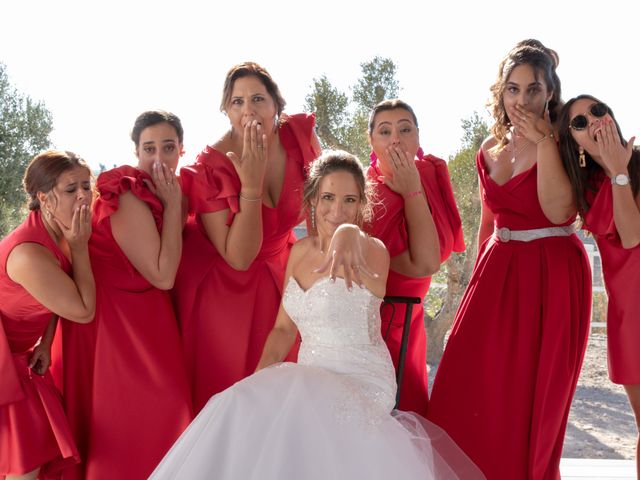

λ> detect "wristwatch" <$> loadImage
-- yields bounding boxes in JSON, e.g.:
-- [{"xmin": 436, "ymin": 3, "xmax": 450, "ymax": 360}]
[{"xmin": 611, "ymin": 173, "xmax": 630, "ymax": 186}]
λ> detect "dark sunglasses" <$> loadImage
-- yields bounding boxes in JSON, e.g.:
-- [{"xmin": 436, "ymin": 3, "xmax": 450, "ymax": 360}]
[{"xmin": 569, "ymin": 102, "xmax": 609, "ymax": 130}]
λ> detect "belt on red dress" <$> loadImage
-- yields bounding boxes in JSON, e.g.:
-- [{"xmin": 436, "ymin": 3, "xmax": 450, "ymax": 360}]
[{"xmin": 494, "ymin": 225, "xmax": 575, "ymax": 242}]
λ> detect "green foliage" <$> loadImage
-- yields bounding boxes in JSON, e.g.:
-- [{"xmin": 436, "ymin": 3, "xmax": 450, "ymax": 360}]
[
  {"xmin": 448, "ymin": 112, "xmax": 489, "ymax": 246},
  {"xmin": 0, "ymin": 63, "xmax": 53, "ymax": 237},
  {"xmin": 425, "ymin": 112, "xmax": 490, "ymax": 365},
  {"xmin": 304, "ymin": 56, "xmax": 400, "ymax": 164}
]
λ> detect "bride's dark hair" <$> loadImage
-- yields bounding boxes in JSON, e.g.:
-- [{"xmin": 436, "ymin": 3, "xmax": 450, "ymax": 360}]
[{"xmin": 303, "ymin": 150, "xmax": 374, "ymax": 232}]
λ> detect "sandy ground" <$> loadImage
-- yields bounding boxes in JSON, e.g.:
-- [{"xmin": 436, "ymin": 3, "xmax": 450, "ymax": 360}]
[
  {"xmin": 563, "ymin": 333, "xmax": 637, "ymax": 459},
  {"xmin": 429, "ymin": 332, "xmax": 637, "ymax": 460}
]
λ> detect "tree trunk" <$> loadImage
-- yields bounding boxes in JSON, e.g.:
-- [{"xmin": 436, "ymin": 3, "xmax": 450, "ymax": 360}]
[{"xmin": 426, "ymin": 239, "xmax": 478, "ymax": 366}]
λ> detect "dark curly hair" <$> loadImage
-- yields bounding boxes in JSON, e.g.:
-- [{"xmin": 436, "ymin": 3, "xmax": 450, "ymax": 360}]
[{"xmin": 558, "ymin": 94, "xmax": 640, "ymax": 214}]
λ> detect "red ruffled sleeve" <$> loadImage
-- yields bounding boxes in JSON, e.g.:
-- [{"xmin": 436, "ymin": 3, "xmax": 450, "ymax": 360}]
[
  {"xmin": 584, "ymin": 175, "xmax": 621, "ymax": 246},
  {"xmin": 0, "ymin": 316, "xmax": 24, "ymax": 407},
  {"xmin": 280, "ymin": 112, "xmax": 319, "ymax": 168},
  {"xmin": 418, "ymin": 154, "xmax": 466, "ymax": 262},
  {"xmin": 94, "ymin": 165, "xmax": 164, "ymax": 229},
  {"xmin": 181, "ymin": 113, "xmax": 318, "ymax": 227},
  {"xmin": 367, "ymin": 154, "xmax": 465, "ymax": 261}
]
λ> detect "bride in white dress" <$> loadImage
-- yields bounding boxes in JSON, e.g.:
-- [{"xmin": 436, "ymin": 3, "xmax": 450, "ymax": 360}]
[{"xmin": 150, "ymin": 150, "xmax": 484, "ymax": 479}]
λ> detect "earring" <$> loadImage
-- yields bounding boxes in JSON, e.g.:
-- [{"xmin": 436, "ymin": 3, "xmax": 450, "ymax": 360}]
[
  {"xmin": 310, "ymin": 205, "xmax": 316, "ymax": 232},
  {"xmin": 579, "ymin": 146, "xmax": 586, "ymax": 168}
]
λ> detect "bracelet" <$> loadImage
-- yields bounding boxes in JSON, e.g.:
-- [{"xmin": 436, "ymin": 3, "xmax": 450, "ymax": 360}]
[
  {"xmin": 535, "ymin": 132, "xmax": 555, "ymax": 144},
  {"xmin": 404, "ymin": 190, "xmax": 423, "ymax": 200},
  {"xmin": 239, "ymin": 192, "xmax": 262, "ymax": 202}
]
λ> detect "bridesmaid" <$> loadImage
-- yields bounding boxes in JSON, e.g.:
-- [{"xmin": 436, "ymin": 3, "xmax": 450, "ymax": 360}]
[
  {"xmin": 173, "ymin": 61, "xmax": 323, "ymax": 412},
  {"xmin": 58, "ymin": 111, "xmax": 193, "ymax": 479},
  {"xmin": 364, "ymin": 99, "xmax": 465, "ymax": 416},
  {"xmin": 1, "ymin": 150, "xmax": 94, "ymax": 479},
  {"xmin": 427, "ymin": 41, "xmax": 591, "ymax": 479},
  {"xmin": 556, "ymin": 95, "xmax": 640, "ymax": 476}
]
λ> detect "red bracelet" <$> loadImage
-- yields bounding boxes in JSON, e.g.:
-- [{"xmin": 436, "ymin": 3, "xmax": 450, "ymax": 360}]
[{"xmin": 404, "ymin": 190, "xmax": 423, "ymax": 200}]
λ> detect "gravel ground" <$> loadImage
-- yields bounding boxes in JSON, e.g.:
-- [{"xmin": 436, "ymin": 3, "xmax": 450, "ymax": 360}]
[
  {"xmin": 563, "ymin": 333, "xmax": 636, "ymax": 459},
  {"xmin": 428, "ymin": 333, "xmax": 637, "ymax": 460}
]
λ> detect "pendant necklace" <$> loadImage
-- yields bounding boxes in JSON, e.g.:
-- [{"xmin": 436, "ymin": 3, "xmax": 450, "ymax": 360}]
[{"xmin": 509, "ymin": 132, "xmax": 532, "ymax": 164}]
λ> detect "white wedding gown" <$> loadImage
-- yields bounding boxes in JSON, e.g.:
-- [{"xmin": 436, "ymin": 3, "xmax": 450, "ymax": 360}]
[{"xmin": 150, "ymin": 277, "xmax": 484, "ymax": 479}]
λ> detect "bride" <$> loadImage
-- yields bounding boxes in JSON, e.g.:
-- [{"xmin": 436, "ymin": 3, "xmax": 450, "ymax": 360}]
[{"xmin": 150, "ymin": 150, "xmax": 484, "ymax": 479}]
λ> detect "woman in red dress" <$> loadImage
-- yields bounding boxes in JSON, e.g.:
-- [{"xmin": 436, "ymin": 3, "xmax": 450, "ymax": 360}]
[
  {"xmin": 427, "ymin": 42, "xmax": 591, "ymax": 479},
  {"xmin": 557, "ymin": 95, "xmax": 640, "ymax": 476},
  {"xmin": 173, "ymin": 62, "xmax": 323, "ymax": 412},
  {"xmin": 1, "ymin": 150, "xmax": 94, "ymax": 480},
  {"xmin": 58, "ymin": 111, "xmax": 193, "ymax": 480},
  {"xmin": 364, "ymin": 99, "xmax": 465, "ymax": 416}
]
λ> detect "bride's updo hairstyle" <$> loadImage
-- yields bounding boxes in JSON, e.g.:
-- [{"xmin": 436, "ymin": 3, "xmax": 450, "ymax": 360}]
[{"xmin": 303, "ymin": 150, "xmax": 374, "ymax": 230}]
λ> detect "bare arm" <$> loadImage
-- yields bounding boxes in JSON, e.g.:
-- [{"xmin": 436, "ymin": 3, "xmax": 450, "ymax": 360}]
[
  {"xmin": 111, "ymin": 163, "xmax": 182, "ymax": 290},
  {"xmin": 255, "ymin": 242, "xmax": 303, "ymax": 371},
  {"xmin": 29, "ymin": 315, "xmax": 57, "ymax": 375},
  {"xmin": 8, "ymin": 206, "xmax": 95, "ymax": 323},
  {"xmin": 477, "ymin": 183, "xmax": 495, "ymax": 251},
  {"xmin": 513, "ymin": 104, "xmax": 576, "ymax": 224},
  {"xmin": 200, "ymin": 121, "xmax": 267, "ymax": 271}
]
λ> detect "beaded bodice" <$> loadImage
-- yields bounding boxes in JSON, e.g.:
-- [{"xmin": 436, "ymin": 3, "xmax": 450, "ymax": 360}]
[{"xmin": 283, "ymin": 277, "xmax": 397, "ymax": 413}]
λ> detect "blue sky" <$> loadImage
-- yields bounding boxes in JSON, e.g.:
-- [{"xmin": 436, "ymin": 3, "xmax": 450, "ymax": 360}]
[{"xmin": 2, "ymin": 0, "xmax": 638, "ymax": 170}]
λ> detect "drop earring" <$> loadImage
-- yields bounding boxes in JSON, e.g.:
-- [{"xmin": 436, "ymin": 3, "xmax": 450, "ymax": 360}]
[
  {"xmin": 579, "ymin": 146, "xmax": 586, "ymax": 168},
  {"xmin": 310, "ymin": 205, "xmax": 316, "ymax": 232}
]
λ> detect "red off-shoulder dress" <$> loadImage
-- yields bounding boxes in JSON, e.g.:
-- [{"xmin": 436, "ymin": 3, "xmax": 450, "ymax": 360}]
[
  {"xmin": 174, "ymin": 113, "xmax": 319, "ymax": 412},
  {"xmin": 364, "ymin": 150, "xmax": 465, "ymax": 416},
  {"xmin": 0, "ymin": 210, "xmax": 79, "ymax": 477},
  {"xmin": 57, "ymin": 166, "xmax": 193, "ymax": 480},
  {"xmin": 428, "ymin": 150, "xmax": 591, "ymax": 479}
]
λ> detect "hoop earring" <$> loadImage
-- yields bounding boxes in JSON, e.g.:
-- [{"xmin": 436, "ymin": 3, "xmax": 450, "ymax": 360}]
[
  {"xmin": 46, "ymin": 209, "xmax": 52, "ymax": 220},
  {"xmin": 579, "ymin": 146, "xmax": 586, "ymax": 168}
]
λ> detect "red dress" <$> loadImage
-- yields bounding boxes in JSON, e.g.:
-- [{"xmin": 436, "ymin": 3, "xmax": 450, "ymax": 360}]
[
  {"xmin": 0, "ymin": 210, "xmax": 79, "ymax": 477},
  {"xmin": 427, "ymin": 151, "xmax": 591, "ymax": 479},
  {"xmin": 174, "ymin": 113, "xmax": 319, "ymax": 412},
  {"xmin": 57, "ymin": 166, "xmax": 193, "ymax": 480},
  {"xmin": 584, "ymin": 174, "xmax": 640, "ymax": 384},
  {"xmin": 364, "ymin": 150, "xmax": 465, "ymax": 417}
]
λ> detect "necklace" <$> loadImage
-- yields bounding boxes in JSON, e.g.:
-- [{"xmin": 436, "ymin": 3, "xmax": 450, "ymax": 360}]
[{"xmin": 508, "ymin": 133, "xmax": 532, "ymax": 164}]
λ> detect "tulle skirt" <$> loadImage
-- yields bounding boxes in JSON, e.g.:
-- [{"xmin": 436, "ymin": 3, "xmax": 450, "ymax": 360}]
[{"xmin": 150, "ymin": 363, "xmax": 484, "ymax": 480}]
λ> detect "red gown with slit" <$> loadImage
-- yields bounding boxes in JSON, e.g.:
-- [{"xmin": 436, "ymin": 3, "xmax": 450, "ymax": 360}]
[
  {"xmin": 0, "ymin": 210, "xmax": 79, "ymax": 477},
  {"xmin": 56, "ymin": 166, "xmax": 193, "ymax": 480},
  {"xmin": 174, "ymin": 113, "xmax": 319, "ymax": 413},
  {"xmin": 427, "ymin": 150, "xmax": 591, "ymax": 479},
  {"xmin": 584, "ymin": 173, "xmax": 640, "ymax": 385},
  {"xmin": 364, "ymin": 150, "xmax": 465, "ymax": 417}
]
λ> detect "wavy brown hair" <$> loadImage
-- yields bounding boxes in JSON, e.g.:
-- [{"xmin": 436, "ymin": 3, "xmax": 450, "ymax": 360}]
[
  {"xmin": 220, "ymin": 62, "xmax": 286, "ymax": 117},
  {"xmin": 489, "ymin": 40, "xmax": 562, "ymax": 151},
  {"xmin": 23, "ymin": 150, "xmax": 91, "ymax": 211},
  {"xmin": 558, "ymin": 94, "xmax": 640, "ymax": 214}
]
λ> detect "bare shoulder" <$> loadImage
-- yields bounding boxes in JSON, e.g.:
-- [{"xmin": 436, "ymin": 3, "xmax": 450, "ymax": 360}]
[
  {"xmin": 481, "ymin": 135, "xmax": 498, "ymax": 158},
  {"xmin": 115, "ymin": 190, "xmax": 149, "ymax": 215},
  {"xmin": 365, "ymin": 236, "xmax": 390, "ymax": 274},
  {"xmin": 7, "ymin": 242, "xmax": 57, "ymax": 282},
  {"xmin": 289, "ymin": 236, "xmax": 316, "ymax": 267}
]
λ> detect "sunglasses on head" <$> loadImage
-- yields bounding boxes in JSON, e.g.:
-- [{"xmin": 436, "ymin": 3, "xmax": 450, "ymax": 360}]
[{"xmin": 569, "ymin": 102, "xmax": 608, "ymax": 130}]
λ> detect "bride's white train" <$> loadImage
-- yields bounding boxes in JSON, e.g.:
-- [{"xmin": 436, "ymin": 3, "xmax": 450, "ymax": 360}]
[{"xmin": 150, "ymin": 278, "xmax": 484, "ymax": 479}]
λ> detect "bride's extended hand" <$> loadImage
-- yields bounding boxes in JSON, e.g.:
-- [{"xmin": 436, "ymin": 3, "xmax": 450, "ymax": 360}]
[{"xmin": 313, "ymin": 224, "xmax": 378, "ymax": 290}]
